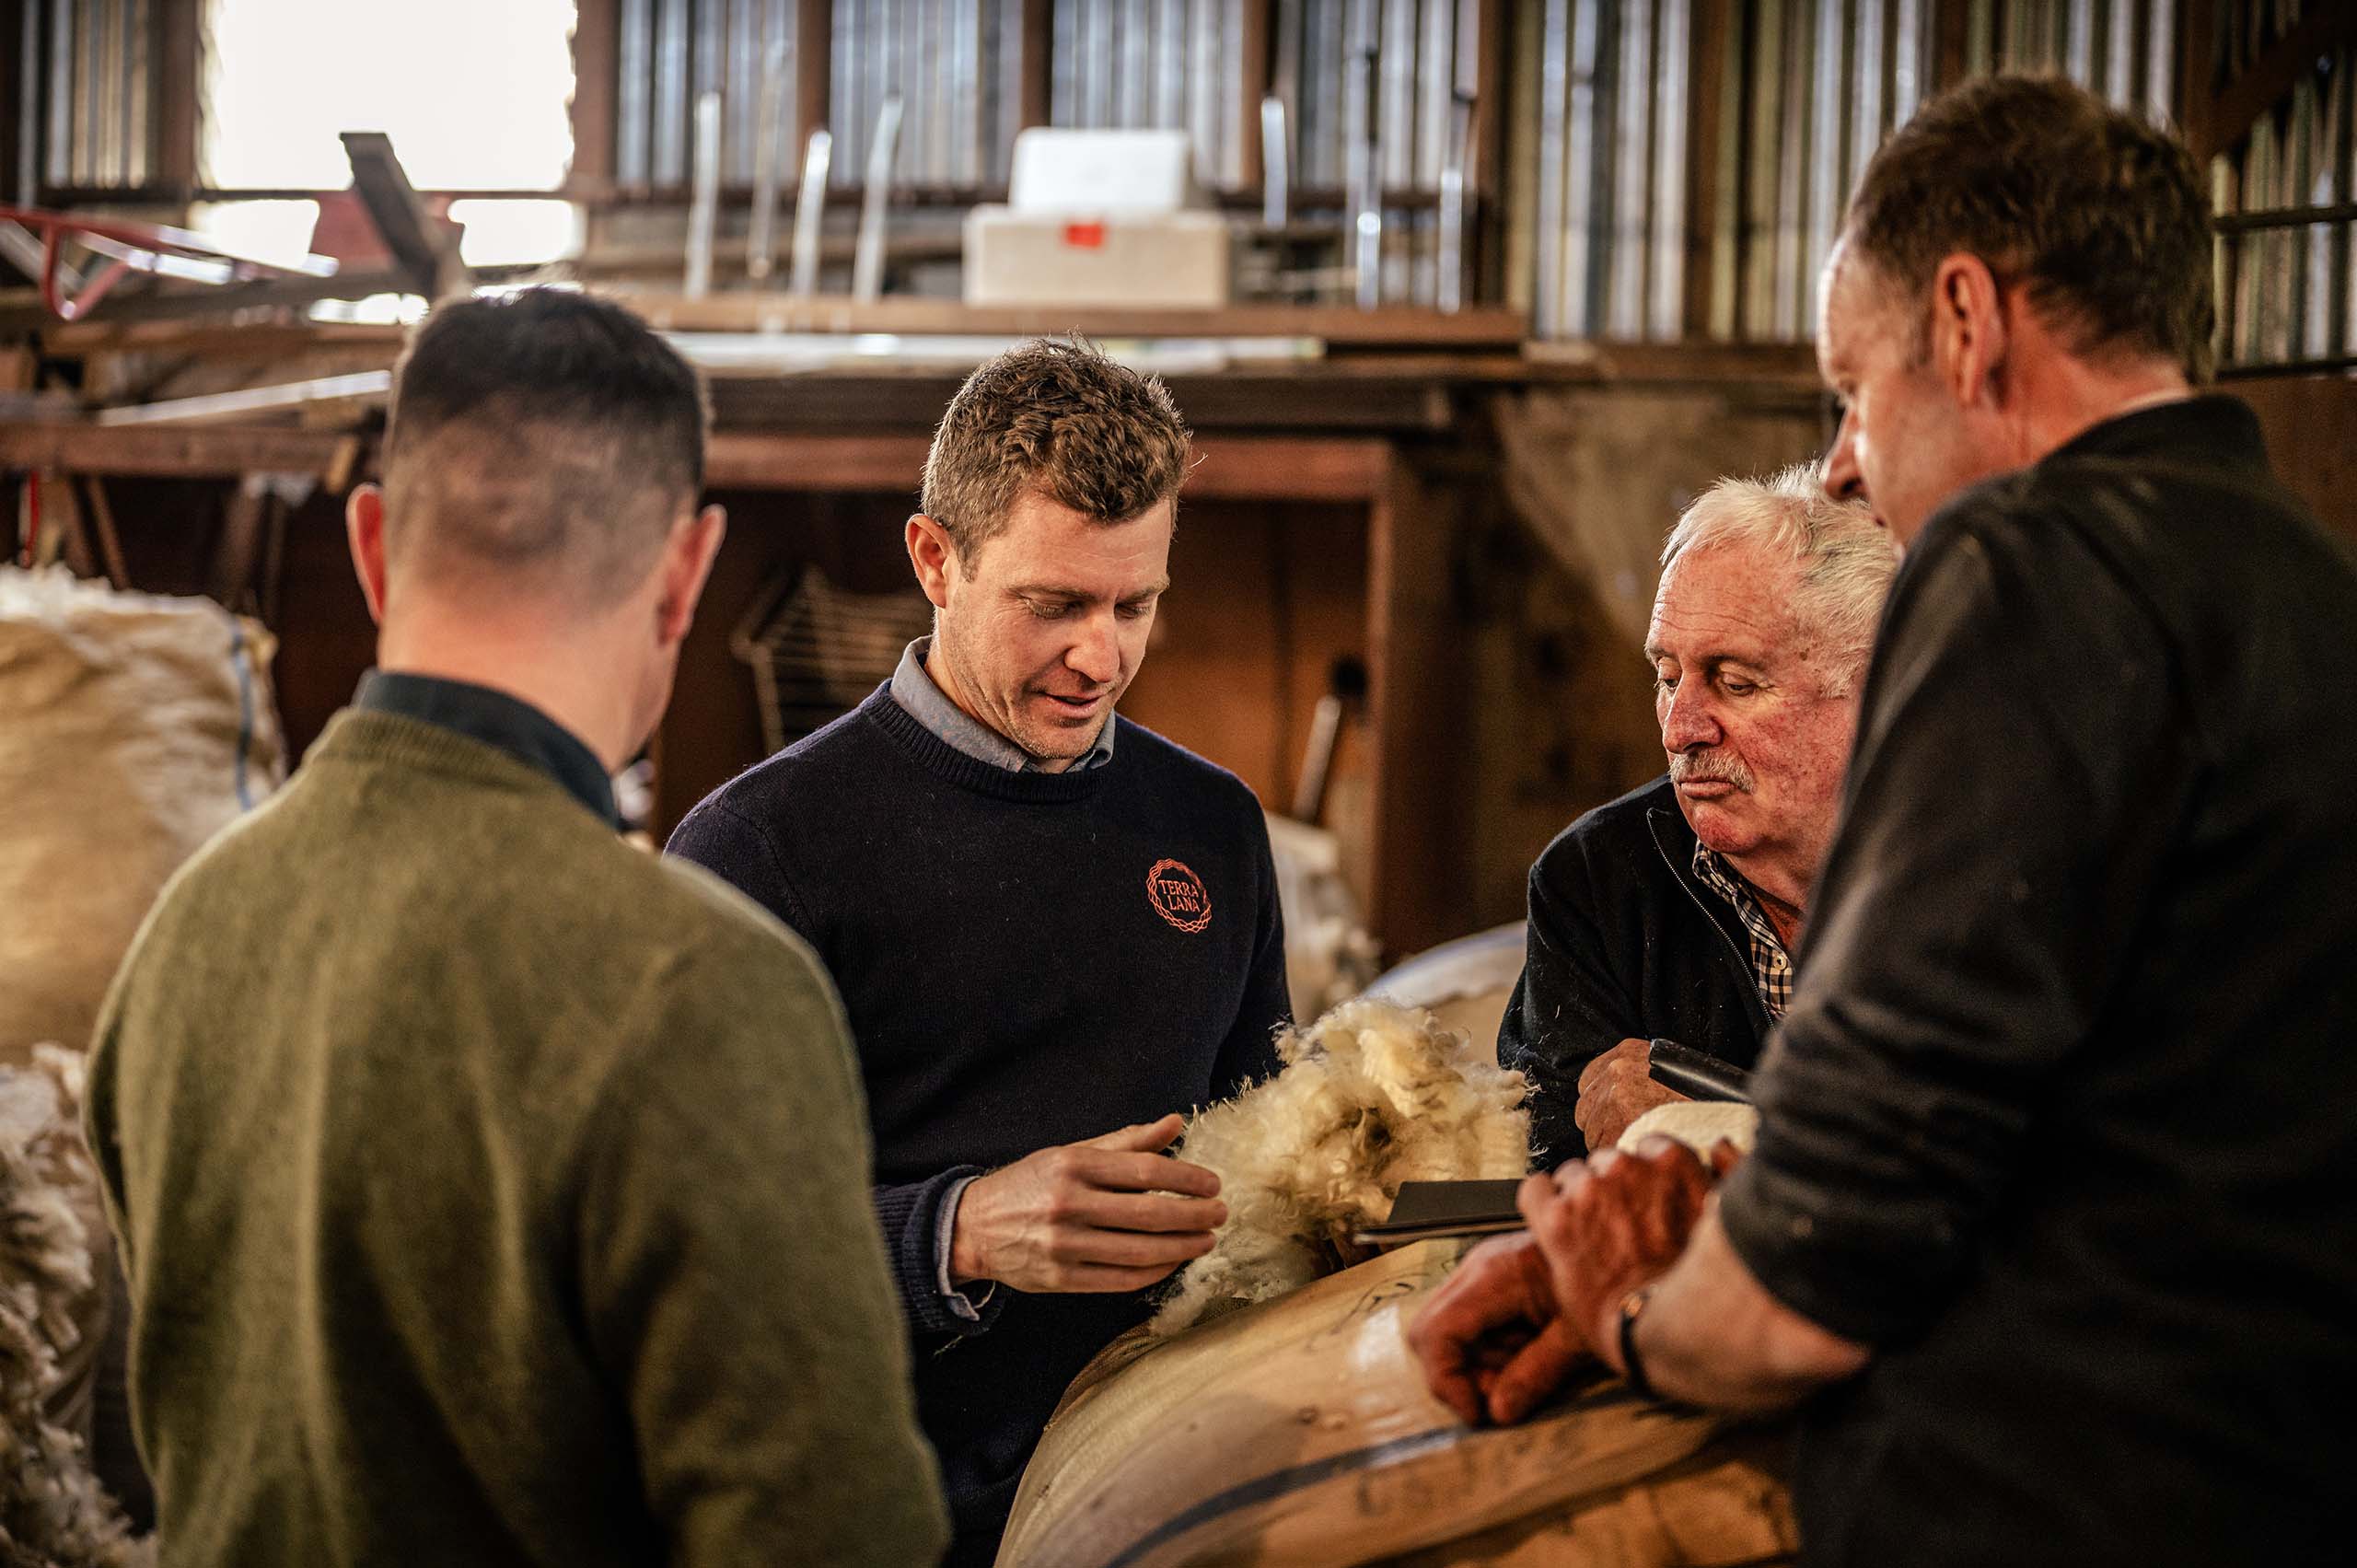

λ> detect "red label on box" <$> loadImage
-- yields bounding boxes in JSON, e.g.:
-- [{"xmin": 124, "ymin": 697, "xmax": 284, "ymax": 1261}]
[{"xmin": 1062, "ymin": 221, "xmax": 1107, "ymax": 250}]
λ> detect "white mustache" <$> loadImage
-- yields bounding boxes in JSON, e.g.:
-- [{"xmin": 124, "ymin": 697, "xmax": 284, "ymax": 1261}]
[{"xmin": 1669, "ymin": 751, "xmax": 1755, "ymax": 792}]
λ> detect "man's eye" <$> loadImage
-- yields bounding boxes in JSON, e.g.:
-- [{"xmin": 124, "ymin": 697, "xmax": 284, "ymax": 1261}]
[
  {"xmin": 1653, "ymin": 674, "xmax": 1678, "ymax": 694},
  {"xmin": 1720, "ymin": 677, "xmax": 1756, "ymax": 696},
  {"xmin": 1028, "ymin": 600, "xmax": 1074, "ymax": 620},
  {"xmin": 1116, "ymin": 599, "xmax": 1154, "ymax": 620}
]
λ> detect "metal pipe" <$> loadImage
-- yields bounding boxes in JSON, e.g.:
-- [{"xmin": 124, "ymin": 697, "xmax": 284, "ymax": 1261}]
[
  {"xmin": 45, "ymin": 0, "xmax": 73, "ymax": 191},
  {"xmin": 853, "ymin": 96, "xmax": 901, "ymax": 302},
  {"xmin": 653, "ymin": 0, "xmax": 691, "ymax": 186},
  {"xmin": 1609, "ymin": 0, "xmax": 1655, "ymax": 340},
  {"xmin": 617, "ymin": 0, "xmax": 652, "ymax": 186},
  {"xmin": 1436, "ymin": 90, "xmax": 1469, "ymax": 313},
  {"xmin": 1261, "ymin": 95, "xmax": 1289, "ymax": 227},
  {"xmin": 789, "ymin": 128, "xmax": 833, "ymax": 296},
  {"xmin": 1416, "ymin": 0, "xmax": 1452, "ymax": 192},
  {"xmin": 17, "ymin": 0, "xmax": 40, "ymax": 203},
  {"xmin": 729, "ymin": 0, "xmax": 760, "ymax": 184},
  {"xmin": 1349, "ymin": 44, "xmax": 1382, "ymax": 308},
  {"xmin": 685, "ymin": 91, "xmax": 722, "ymax": 298},
  {"xmin": 749, "ymin": 38, "xmax": 791, "ymax": 282},
  {"xmin": 127, "ymin": 0, "xmax": 153, "ymax": 188},
  {"xmin": 1535, "ymin": 0, "xmax": 1569, "ymax": 338},
  {"xmin": 1564, "ymin": 0, "xmax": 1601, "ymax": 337},
  {"xmin": 1651, "ymin": 0, "xmax": 1692, "ymax": 340}
]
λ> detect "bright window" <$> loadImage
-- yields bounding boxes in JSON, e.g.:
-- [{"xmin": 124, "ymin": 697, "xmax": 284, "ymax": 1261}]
[{"xmin": 194, "ymin": 0, "xmax": 580, "ymax": 267}]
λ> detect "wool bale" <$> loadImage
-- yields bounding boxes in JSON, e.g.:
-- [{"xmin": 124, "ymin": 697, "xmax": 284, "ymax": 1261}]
[
  {"xmin": 0, "ymin": 567, "xmax": 284, "ymax": 1065},
  {"xmin": 0, "ymin": 1049, "xmax": 149, "ymax": 1567},
  {"xmin": 998, "ymin": 1240, "xmax": 1795, "ymax": 1567}
]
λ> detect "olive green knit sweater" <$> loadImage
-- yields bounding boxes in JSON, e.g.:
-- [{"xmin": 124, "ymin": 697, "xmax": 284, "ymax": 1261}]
[{"xmin": 84, "ymin": 709, "xmax": 947, "ymax": 1568}]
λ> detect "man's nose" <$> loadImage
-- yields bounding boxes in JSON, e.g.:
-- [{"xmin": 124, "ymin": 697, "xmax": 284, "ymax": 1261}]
[
  {"xmin": 1824, "ymin": 412, "xmax": 1868, "ymax": 504},
  {"xmin": 1661, "ymin": 682, "xmax": 1723, "ymax": 751},
  {"xmin": 1066, "ymin": 612, "xmax": 1120, "ymax": 686}
]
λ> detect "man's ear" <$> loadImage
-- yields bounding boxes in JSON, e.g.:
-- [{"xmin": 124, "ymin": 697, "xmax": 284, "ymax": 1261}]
[
  {"xmin": 656, "ymin": 503, "xmax": 727, "ymax": 649},
  {"xmin": 905, "ymin": 514, "xmax": 958, "ymax": 610},
  {"xmin": 1929, "ymin": 252, "xmax": 2009, "ymax": 410},
  {"xmin": 345, "ymin": 482, "xmax": 389, "ymax": 624}
]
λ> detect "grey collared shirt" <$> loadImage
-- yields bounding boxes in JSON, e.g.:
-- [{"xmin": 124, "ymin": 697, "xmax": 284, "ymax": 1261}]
[
  {"xmin": 888, "ymin": 636, "xmax": 1115, "ymax": 772},
  {"xmin": 887, "ymin": 636, "xmax": 1113, "ymax": 1323}
]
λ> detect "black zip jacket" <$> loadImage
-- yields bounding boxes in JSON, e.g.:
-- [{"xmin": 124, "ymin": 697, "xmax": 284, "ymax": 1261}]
[
  {"xmin": 1720, "ymin": 395, "xmax": 2357, "ymax": 1567},
  {"xmin": 1497, "ymin": 776, "xmax": 1774, "ymax": 1167}
]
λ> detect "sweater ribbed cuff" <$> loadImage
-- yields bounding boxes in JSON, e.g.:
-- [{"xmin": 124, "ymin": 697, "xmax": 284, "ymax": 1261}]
[{"xmin": 875, "ymin": 1167, "xmax": 1001, "ymax": 1339}]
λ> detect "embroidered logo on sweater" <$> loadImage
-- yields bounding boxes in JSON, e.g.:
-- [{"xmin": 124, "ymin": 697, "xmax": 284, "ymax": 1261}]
[{"xmin": 1147, "ymin": 859, "xmax": 1213, "ymax": 933}]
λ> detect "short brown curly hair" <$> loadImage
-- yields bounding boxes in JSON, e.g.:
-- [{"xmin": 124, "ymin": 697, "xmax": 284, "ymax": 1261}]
[
  {"xmin": 921, "ymin": 338, "xmax": 1191, "ymax": 557},
  {"xmin": 1844, "ymin": 75, "xmax": 2215, "ymax": 382}
]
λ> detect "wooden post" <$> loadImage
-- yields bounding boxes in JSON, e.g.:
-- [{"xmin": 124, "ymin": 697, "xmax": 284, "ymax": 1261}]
[
  {"xmin": 1018, "ymin": 0, "xmax": 1053, "ymax": 132},
  {"xmin": 0, "ymin": 0, "xmax": 23, "ymax": 204},
  {"xmin": 1239, "ymin": 0, "xmax": 1271, "ymax": 191},
  {"xmin": 1470, "ymin": 0, "xmax": 1506, "ymax": 305},
  {"xmin": 796, "ymin": 0, "xmax": 832, "ymax": 148},
  {"xmin": 1683, "ymin": 0, "xmax": 1730, "ymax": 339},
  {"xmin": 1931, "ymin": 0, "xmax": 1972, "ymax": 96},
  {"xmin": 1364, "ymin": 449, "xmax": 1476, "ymax": 959},
  {"xmin": 2178, "ymin": 0, "xmax": 2220, "ymax": 165},
  {"xmin": 154, "ymin": 0, "xmax": 202, "ymax": 199},
  {"xmin": 570, "ymin": 0, "xmax": 621, "ymax": 192}
]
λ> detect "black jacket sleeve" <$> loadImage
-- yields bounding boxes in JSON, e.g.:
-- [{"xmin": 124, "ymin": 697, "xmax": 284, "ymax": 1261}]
[
  {"xmin": 1717, "ymin": 502, "xmax": 2198, "ymax": 1345},
  {"xmin": 1497, "ymin": 844, "xmax": 1648, "ymax": 1167}
]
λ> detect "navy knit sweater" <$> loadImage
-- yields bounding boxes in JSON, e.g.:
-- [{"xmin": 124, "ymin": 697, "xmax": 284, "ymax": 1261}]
[{"xmin": 666, "ymin": 683, "xmax": 1288, "ymax": 1561}]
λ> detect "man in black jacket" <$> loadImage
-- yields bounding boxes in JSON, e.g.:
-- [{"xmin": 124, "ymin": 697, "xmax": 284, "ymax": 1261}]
[
  {"xmin": 1412, "ymin": 76, "xmax": 2357, "ymax": 1568},
  {"xmin": 1499, "ymin": 464, "xmax": 1894, "ymax": 1165}
]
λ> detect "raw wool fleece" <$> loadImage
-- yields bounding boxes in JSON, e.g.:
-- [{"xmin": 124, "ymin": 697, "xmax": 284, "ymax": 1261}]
[
  {"xmin": 1150, "ymin": 999, "xmax": 1529, "ymax": 1335},
  {"xmin": 0, "ymin": 1050, "xmax": 148, "ymax": 1568}
]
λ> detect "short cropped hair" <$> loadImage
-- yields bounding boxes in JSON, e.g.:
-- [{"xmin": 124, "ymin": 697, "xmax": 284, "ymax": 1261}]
[
  {"xmin": 1843, "ymin": 75, "xmax": 2214, "ymax": 381},
  {"xmin": 920, "ymin": 338, "xmax": 1190, "ymax": 558},
  {"xmin": 1661, "ymin": 463, "xmax": 1898, "ymax": 695},
  {"xmin": 382, "ymin": 288, "xmax": 710, "ymax": 605}
]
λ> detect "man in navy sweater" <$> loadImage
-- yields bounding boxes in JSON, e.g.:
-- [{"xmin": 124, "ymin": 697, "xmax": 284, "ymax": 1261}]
[{"xmin": 668, "ymin": 338, "xmax": 1289, "ymax": 1564}]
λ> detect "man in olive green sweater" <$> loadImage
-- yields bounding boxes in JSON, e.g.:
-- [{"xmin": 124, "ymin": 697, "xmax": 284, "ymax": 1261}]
[{"xmin": 82, "ymin": 290, "xmax": 948, "ymax": 1567}]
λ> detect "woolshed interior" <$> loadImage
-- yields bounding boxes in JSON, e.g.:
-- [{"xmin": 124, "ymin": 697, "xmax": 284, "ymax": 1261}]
[{"xmin": 4, "ymin": 2, "xmax": 2355, "ymax": 1565}]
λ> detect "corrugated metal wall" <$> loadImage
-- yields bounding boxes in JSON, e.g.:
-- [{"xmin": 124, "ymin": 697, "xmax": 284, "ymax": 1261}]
[
  {"xmin": 1049, "ymin": 0, "xmax": 1249, "ymax": 189},
  {"xmin": 614, "ymin": 0, "xmax": 804, "ymax": 190},
  {"xmin": 1518, "ymin": 0, "xmax": 2187, "ymax": 343},
  {"xmin": 830, "ymin": 0, "xmax": 1018, "ymax": 191},
  {"xmin": 2210, "ymin": 1, "xmax": 2353, "ymax": 371},
  {"xmin": 22, "ymin": 0, "xmax": 161, "ymax": 192}
]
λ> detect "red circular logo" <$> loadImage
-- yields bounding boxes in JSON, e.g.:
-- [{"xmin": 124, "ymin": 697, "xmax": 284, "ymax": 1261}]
[{"xmin": 1146, "ymin": 859, "xmax": 1213, "ymax": 934}]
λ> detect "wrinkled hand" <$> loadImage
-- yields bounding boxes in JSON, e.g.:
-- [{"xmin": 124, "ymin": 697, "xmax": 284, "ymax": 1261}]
[
  {"xmin": 1573, "ymin": 1038, "xmax": 1689, "ymax": 1155},
  {"xmin": 1523, "ymin": 1138, "xmax": 1741, "ymax": 1374},
  {"xmin": 1405, "ymin": 1232, "xmax": 1590, "ymax": 1427},
  {"xmin": 950, "ymin": 1114, "xmax": 1227, "ymax": 1295}
]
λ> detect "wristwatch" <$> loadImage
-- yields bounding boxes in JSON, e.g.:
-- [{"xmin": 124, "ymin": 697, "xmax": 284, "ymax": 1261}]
[{"xmin": 1616, "ymin": 1283, "xmax": 1661, "ymax": 1401}]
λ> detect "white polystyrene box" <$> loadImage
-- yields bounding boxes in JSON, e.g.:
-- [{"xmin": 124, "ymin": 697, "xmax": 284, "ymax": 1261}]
[
  {"xmin": 1008, "ymin": 127, "xmax": 1201, "ymax": 214},
  {"xmin": 963, "ymin": 207, "xmax": 1232, "ymax": 308}
]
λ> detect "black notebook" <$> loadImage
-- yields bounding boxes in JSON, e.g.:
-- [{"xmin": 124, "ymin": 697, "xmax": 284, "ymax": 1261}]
[{"xmin": 1352, "ymin": 1179, "xmax": 1528, "ymax": 1247}]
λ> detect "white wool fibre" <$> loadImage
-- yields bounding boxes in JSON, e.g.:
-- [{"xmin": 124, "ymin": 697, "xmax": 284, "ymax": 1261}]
[
  {"xmin": 1149, "ymin": 998, "xmax": 1529, "ymax": 1335},
  {"xmin": 1616, "ymin": 1101, "xmax": 1759, "ymax": 1158}
]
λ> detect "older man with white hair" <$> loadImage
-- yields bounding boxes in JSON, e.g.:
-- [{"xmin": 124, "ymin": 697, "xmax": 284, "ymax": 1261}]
[{"xmin": 1497, "ymin": 464, "xmax": 1896, "ymax": 1166}]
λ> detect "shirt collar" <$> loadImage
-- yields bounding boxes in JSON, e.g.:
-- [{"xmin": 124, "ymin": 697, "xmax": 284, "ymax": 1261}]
[
  {"xmin": 888, "ymin": 637, "xmax": 1115, "ymax": 773},
  {"xmin": 2044, "ymin": 393, "xmax": 2268, "ymax": 475},
  {"xmin": 354, "ymin": 670, "xmax": 620, "ymax": 827},
  {"xmin": 1691, "ymin": 840, "xmax": 1771, "ymax": 932}
]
